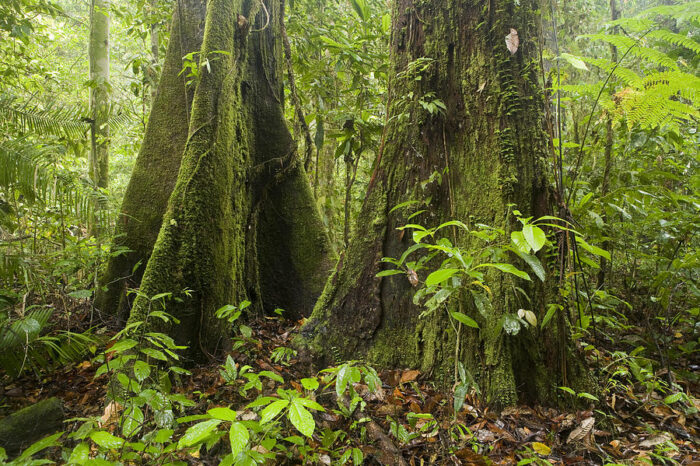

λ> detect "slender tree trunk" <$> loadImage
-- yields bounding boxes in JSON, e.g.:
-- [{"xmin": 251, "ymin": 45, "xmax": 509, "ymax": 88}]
[
  {"xmin": 88, "ymin": 0, "xmax": 110, "ymax": 230},
  {"xmin": 598, "ymin": 0, "xmax": 619, "ymax": 287},
  {"xmin": 95, "ymin": 0, "xmax": 206, "ymax": 321},
  {"xmin": 299, "ymin": 0, "xmax": 591, "ymax": 408},
  {"xmin": 126, "ymin": 0, "xmax": 334, "ymax": 357}
]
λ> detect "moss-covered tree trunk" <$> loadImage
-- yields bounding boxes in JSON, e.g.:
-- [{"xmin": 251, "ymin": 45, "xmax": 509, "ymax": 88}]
[
  {"xmin": 126, "ymin": 0, "xmax": 334, "ymax": 357},
  {"xmin": 95, "ymin": 0, "xmax": 206, "ymax": 321},
  {"xmin": 300, "ymin": 0, "xmax": 591, "ymax": 408}
]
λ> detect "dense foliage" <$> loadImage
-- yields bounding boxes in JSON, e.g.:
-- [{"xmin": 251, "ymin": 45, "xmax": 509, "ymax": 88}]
[{"xmin": 0, "ymin": 0, "xmax": 697, "ymax": 464}]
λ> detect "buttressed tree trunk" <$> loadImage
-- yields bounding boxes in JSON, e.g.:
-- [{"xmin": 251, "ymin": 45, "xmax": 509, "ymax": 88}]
[
  {"xmin": 299, "ymin": 0, "xmax": 591, "ymax": 407},
  {"xmin": 95, "ymin": 0, "xmax": 206, "ymax": 321},
  {"xmin": 127, "ymin": 0, "xmax": 334, "ymax": 357}
]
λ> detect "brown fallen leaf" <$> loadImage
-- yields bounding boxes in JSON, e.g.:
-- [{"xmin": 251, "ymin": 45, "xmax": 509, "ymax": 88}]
[
  {"xmin": 99, "ymin": 400, "xmax": 122, "ymax": 428},
  {"xmin": 566, "ymin": 416, "xmax": 595, "ymax": 444},
  {"xmin": 505, "ymin": 28, "xmax": 519, "ymax": 55},
  {"xmin": 400, "ymin": 369, "xmax": 420, "ymax": 383},
  {"xmin": 639, "ymin": 433, "xmax": 671, "ymax": 449}
]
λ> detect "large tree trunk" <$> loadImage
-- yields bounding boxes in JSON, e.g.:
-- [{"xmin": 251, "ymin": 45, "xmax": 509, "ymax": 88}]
[
  {"xmin": 299, "ymin": 0, "xmax": 591, "ymax": 407},
  {"xmin": 95, "ymin": 0, "xmax": 206, "ymax": 321},
  {"xmin": 126, "ymin": 0, "xmax": 334, "ymax": 357}
]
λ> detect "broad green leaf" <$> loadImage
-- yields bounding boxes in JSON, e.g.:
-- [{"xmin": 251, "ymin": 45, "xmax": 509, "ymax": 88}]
[
  {"xmin": 295, "ymin": 397, "xmax": 325, "ymax": 412},
  {"xmin": 153, "ymin": 429, "xmax": 174, "ymax": 443},
  {"xmin": 67, "ymin": 442, "xmax": 89, "ymax": 464},
  {"xmin": 301, "ymin": 377, "xmax": 319, "ymax": 391},
  {"xmin": 16, "ymin": 432, "xmax": 63, "ymax": 461},
  {"xmin": 352, "ymin": 447, "xmax": 364, "ymax": 465},
  {"xmin": 522, "ymin": 224, "xmax": 546, "ymax": 253},
  {"xmin": 140, "ymin": 347, "xmax": 168, "ymax": 361},
  {"xmin": 478, "ymin": 263, "xmax": 531, "ymax": 281},
  {"xmin": 453, "ymin": 382, "xmax": 470, "ymax": 415},
  {"xmin": 122, "ymin": 406, "xmax": 144, "ymax": 437},
  {"xmin": 376, "ymin": 269, "xmax": 403, "ymax": 277},
  {"xmin": 108, "ymin": 338, "xmax": 137, "ymax": 354},
  {"xmin": 449, "ymin": 311, "xmax": 479, "ymax": 328},
  {"xmin": 68, "ymin": 289, "xmax": 92, "ymax": 299},
  {"xmin": 560, "ymin": 52, "xmax": 589, "ymax": 70},
  {"xmin": 425, "ymin": 268, "xmax": 459, "ymax": 286},
  {"xmin": 288, "ymin": 399, "xmax": 315, "ymax": 437},
  {"xmin": 664, "ymin": 392, "xmax": 683, "ymax": 404},
  {"xmin": 575, "ymin": 236, "xmax": 610, "ymax": 260},
  {"xmin": 259, "ymin": 370, "xmax": 284, "ymax": 383},
  {"xmin": 511, "ymin": 230, "xmax": 530, "ymax": 253},
  {"xmin": 177, "ymin": 419, "xmax": 222, "ymax": 448},
  {"xmin": 577, "ymin": 392, "xmax": 599, "ymax": 401},
  {"xmin": 512, "ymin": 249, "xmax": 545, "ymax": 282},
  {"xmin": 260, "ymin": 399, "xmax": 289, "ymax": 424},
  {"xmin": 90, "ymin": 431, "xmax": 125, "ymax": 449},
  {"xmin": 229, "ymin": 422, "xmax": 249, "ymax": 457},
  {"xmin": 540, "ymin": 304, "xmax": 560, "ymax": 329},
  {"xmin": 133, "ymin": 360, "xmax": 151, "ymax": 382},
  {"xmin": 557, "ymin": 386, "xmax": 575, "ymax": 396},
  {"xmin": 436, "ymin": 220, "xmax": 469, "ymax": 232},
  {"xmin": 245, "ymin": 396, "xmax": 277, "ymax": 409},
  {"xmin": 208, "ymin": 407, "xmax": 238, "ymax": 421}
]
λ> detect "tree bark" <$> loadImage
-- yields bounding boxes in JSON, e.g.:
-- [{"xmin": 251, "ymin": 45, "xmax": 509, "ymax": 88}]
[
  {"xmin": 0, "ymin": 398, "xmax": 64, "ymax": 456},
  {"xmin": 299, "ymin": 0, "xmax": 591, "ymax": 408},
  {"xmin": 88, "ymin": 0, "xmax": 110, "ymax": 231},
  {"xmin": 125, "ymin": 0, "xmax": 334, "ymax": 357},
  {"xmin": 95, "ymin": 0, "xmax": 206, "ymax": 321},
  {"xmin": 88, "ymin": 0, "xmax": 110, "ymax": 190}
]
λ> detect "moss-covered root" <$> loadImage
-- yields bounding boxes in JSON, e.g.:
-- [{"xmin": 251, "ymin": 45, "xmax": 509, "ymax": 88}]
[
  {"xmin": 95, "ymin": 0, "xmax": 206, "ymax": 321},
  {"xmin": 0, "ymin": 397, "xmax": 64, "ymax": 456},
  {"xmin": 128, "ymin": 0, "xmax": 250, "ymax": 357}
]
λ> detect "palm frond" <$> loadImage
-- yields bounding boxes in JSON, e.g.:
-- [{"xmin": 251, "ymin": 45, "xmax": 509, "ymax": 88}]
[{"xmin": 0, "ymin": 95, "xmax": 88, "ymax": 140}]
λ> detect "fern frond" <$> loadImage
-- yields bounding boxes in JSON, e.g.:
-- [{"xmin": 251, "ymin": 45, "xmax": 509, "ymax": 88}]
[
  {"xmin": 0, "ymin": 95, "xmax": 88, "ymax": 140},
  {"xmin": 583, "ymin": 33, "xmax": 679, "ymax": 69},
  {"xmin": 635, "ymin": 1, "xmax": 700, "ymax": 23},
  {"xmin": 579, "ymin": 57, "xmax": 641, "ymax": 86},
  {"xmin": 646, "ymin": 29, "xmax": 700, "ymax": 55},
  {"xmin": 617, "ymin": 71, "xmax": 700, "ymax": 129}
]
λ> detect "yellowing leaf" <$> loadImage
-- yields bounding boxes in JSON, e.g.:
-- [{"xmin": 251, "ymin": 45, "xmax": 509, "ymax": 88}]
[{"xmin": 532, "ymin": 442, "xmax": 551, "ymax": 456}]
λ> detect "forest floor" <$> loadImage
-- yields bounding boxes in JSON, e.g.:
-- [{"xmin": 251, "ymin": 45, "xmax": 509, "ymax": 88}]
[{"xmin": 1, "ymin": 304, "xmax": 699, "ymax": 465}]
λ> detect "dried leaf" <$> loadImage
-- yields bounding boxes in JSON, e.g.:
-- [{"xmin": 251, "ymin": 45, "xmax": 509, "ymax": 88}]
[
  {"xmin": 400, "ymin": 369, "xmax": 420, "ymax": 383},
  {"xmin": 566, "ymin": 416, "xmax": 595, "ymax": 444},
  {"xmin": 99, "ymin": 401, "xmax": 122, "ymax": 428},
  {"xmin": 407, "ymin": 269, "xmax": 419, "ymax": 287},
  {"xmin": 505, "ymin": 28, "xmax": 519, "ymax": 55},
  {"xmin": 639, "ymin": 434, "xmax": 671, "ymax": 449}
]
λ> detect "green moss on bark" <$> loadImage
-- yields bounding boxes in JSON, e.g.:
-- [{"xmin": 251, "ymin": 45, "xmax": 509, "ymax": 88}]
[
  {"xmin": 123, "ymin": 0, "xmax": 335, "ymax": 357},
  {"xmin": 299, "ymin": 0, "xmax": 595, "ymax": 408},
  {"xmin": 129, "ymin": 0, "xmax": 250, "ymax": 354},
  {"xmin": 95, "ymin": 0, "xmax": 206, "ymax": 320}
]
